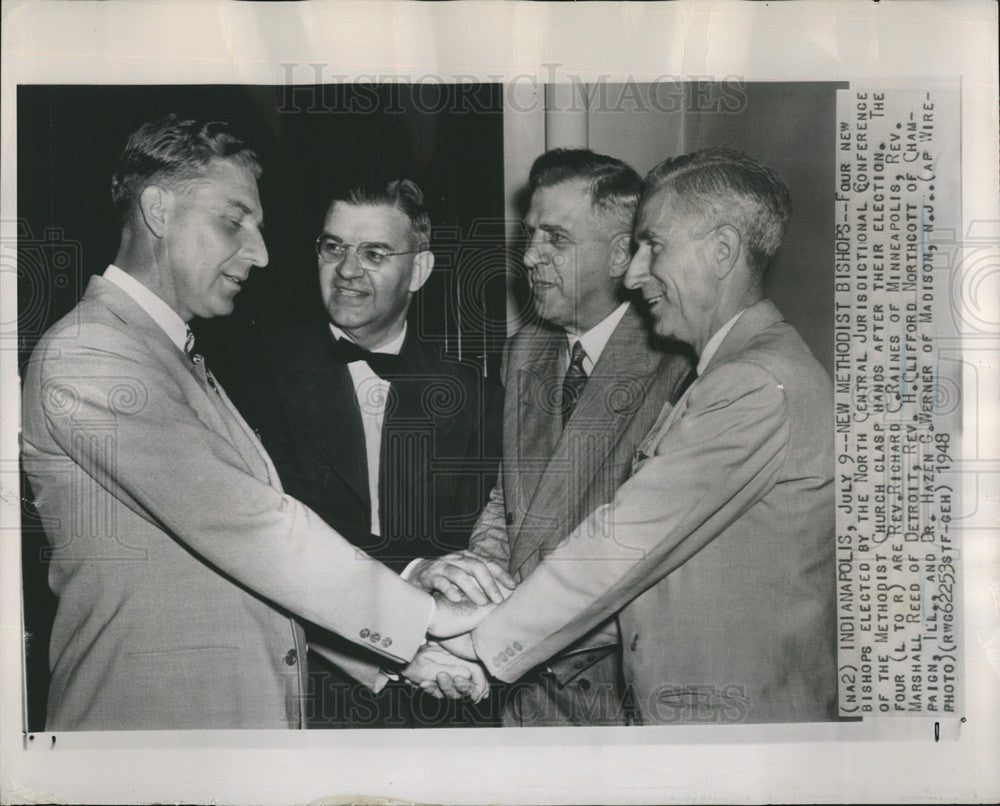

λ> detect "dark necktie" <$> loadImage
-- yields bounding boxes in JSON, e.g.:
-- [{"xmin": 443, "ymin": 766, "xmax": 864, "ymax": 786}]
[
  {"xmin": 329, "ymin": 336, "xmax": 402, "ymax": 381},
  {"xmin": 184, "ymin": 326, "xmax": 218, "ymax": 392},
  {"xmin": 561, "ymin": 340, "xmax": 589, "ymax": 424}
]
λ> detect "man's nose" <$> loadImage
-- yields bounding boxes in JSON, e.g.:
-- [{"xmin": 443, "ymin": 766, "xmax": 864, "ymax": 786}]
[
  {"xmin": 335, "ymin": 246, "xmax": 365, "ymax": 278},
  {"xmin": 523, "ymin": 230, "xmax": 550, "ymax": 269},
  {"xmin": 624, "ymin": 246, "xmax": 649, "ymax": 290},
  {"xmin": 246, "ymin": 226, "xmax": 269, "ymax": 268},
  {"xmin": 523, "ymin": 240, "xmax": 542, "ymax": 269}
]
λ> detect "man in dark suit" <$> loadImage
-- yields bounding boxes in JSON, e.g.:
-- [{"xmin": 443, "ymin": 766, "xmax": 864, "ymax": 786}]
[
  {"xmin": 232, "ymin": 179, "xmax": 505, "ymax": 727},
  {"xmin": 20, "ymin": 115, "xmax": 492, "ymax": 731},
  {"xmin": 408, "ymin": 150, "xmax": 693, "ymax": 726}
]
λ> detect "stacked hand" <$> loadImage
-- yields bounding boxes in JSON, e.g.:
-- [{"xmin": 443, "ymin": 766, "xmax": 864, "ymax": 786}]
[{"xmin": 410, "ymin": 550, "xmax": 516, "ymax": 605}]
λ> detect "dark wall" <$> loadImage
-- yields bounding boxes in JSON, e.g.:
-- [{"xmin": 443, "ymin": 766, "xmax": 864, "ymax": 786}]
[
  {"xmin": 684, "ymin": 82, "xmax": 845, "ymax": 379},
  {"xmin": 590, "ymin": 81, "xmax": 845, "ymax": 378},
  {"xmin": 17, "ymin": 83, "xmax": 506, "ymax": 730}
]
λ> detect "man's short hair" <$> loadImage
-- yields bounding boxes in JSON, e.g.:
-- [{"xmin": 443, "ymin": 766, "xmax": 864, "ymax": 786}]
[
  {"xmin": 528, "ymin": 148, "xmax": 643, "ymax": 233},
  {"xmin": 330, "ymin": 179, "xmax": 432, "ymax": 250},
  {"xmin": 111, "ymin": 114, "xmax": 262, "ymax": 214},
  {"xmin": 644, "ymin": 148, "xmax": 793, "ymax": 278}
]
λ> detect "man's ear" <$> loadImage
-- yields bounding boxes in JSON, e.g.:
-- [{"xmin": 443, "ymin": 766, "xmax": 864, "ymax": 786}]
[
  {"xmin": 138, "ymin": 185, "xmax": 171, "ymax": 238},
  {"xmin": 409, "ymin": 250, "xmax": 435, "ymax": 293},
  {"xmin": 711, "ymin": 225, "xmax": 741, "ymax": 279},
  {"xmin": 608, "ymin": 231, "xmax": 632, "ymax": 279}
]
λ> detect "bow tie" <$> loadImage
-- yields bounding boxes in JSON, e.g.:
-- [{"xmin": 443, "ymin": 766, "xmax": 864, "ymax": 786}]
[{"xmin": 329, "ymin": 336, "xmax": 402, "ymax": 380}]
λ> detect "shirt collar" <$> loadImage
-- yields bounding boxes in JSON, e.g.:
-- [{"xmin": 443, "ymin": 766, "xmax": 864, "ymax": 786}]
[
  {"xmin": 103, "ymin": 265, "xmax": 189, "ymax": 353},
  {"xmin": 697, "ymin": 309, "xmax": 747, "ymax": 376},
  {"xmin": 329, "ymin": 322, "xmax": 407, "ymax": 356},
  {"xmin": 567, "ymin": 302, "xmax": 630, "ymax": 367}
]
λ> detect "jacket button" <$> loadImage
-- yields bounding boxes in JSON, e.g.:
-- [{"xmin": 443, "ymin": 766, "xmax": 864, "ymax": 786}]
[
  {"xmin": 360, "ymin": 628, "xmax": 370, "ymax": 639},
  {"xmin": 505, "ymin": 511, "xmax": 514, "ymax": 525},
  {"xmin": 630, "ymin": 634, "xmax": 639, "ymax": 652},
  {"xmin": 370, "ymin": 632, "xmax": 380, "ymax": 643},
  {"xmin": 284, "ymin": 649, "xmax": 297, "ymax": 666},
  {"xmin": 382, "ymin": 637, "xmax": 392, "ymax": 648}
]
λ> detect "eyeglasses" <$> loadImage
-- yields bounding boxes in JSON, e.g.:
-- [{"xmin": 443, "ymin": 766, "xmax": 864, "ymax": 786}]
[{"xmin": 315, "ymin": 236, "xmax": 423, "ymax": 270}]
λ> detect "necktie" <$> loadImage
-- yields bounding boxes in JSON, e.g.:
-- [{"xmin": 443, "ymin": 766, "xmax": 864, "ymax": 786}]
[
  {"xmin": 329, "ymin": 336, "xmax": 402, "ymax": 381},
  {"xmin": 561, "ymin": 340, "xmax": 589, "ymax": 424},
  {"xmin": 184, "ymin": 326, "xmax": 218, "ymax": 392}
]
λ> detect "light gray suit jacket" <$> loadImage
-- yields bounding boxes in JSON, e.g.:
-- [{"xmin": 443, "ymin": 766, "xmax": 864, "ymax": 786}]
[
  {"xmin": 469, "ymin": 304, "xmax": 692, "ymax": 684},
  {"xmin": 21, "ymin": 277, "xmax": 432, "ymax": 730},
  {"xmin": 472, "ymin": 300, "xmax": 837, "ymax": 723}
]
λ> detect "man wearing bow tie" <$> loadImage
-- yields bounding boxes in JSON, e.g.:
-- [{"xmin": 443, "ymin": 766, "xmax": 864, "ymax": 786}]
[
  {"xmin": 20, "ymin": 115, "xmax": 492, "ymax": 731},
  {"xmin": 232, "ymin": 179, "xmax": 505, "ymax": 726}
]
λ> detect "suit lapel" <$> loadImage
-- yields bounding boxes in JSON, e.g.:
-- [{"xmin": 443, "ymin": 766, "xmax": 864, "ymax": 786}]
[
  {"xmin": 701, "ymin": 299, "xmax": 784, "ymax": 375},
  {"xmin": 280, "ymin": 323, "xmax": 370, "ymax": 511},
  {"xmin": 380, "ymin": 328, "xmax": 437, "ymax": 535},
  {"xmin": 509, "ymin": 307, "xmax": 664, "ymax": 571},
  {"xmin": 507, "ymin": 330, "xmax": 563, "ymax": 508},
  {"xmin": 85, "ymin": 277, "xmax": 276, "ymax": 483},
  {"xmin": 635, "ymin": 300, "xmax": 784, "ymax": 461}
]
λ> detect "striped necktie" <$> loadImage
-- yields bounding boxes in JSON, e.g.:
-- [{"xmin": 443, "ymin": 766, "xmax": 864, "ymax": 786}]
[
  {"xmin": 561, "ymin": 340, "xmax": 589, "ymax": 425},
  {"xmin": 184, "ymin": 326, "xmax": 217, "ymax": 392}
]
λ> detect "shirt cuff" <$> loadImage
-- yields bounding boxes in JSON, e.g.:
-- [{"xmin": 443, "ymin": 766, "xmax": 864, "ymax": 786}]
[{"xmin": 400, "ymin": 557, "xmax": 425, "ymax": 583}]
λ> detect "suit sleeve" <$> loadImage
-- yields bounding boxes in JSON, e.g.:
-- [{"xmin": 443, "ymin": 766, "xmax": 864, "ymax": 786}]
[
  {"xmin": 466, "ymin": 473, "xmax": 511, "ymax": 567},
  {"xmin": 471, "ymin": 361, "xmax": 791, "ymax": 681},
  {"xmin": 32, "ymin": 323, "xmax": 434, "ymax": 665}
]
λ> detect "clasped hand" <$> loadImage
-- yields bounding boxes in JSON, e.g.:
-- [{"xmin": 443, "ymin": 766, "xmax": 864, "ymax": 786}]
[
  {"xmin": 408, "ymin": 551, "xmax": 517, "ymax": 700},
  {"xmin": 401, "ymin": 641, "xmax": 488, "ymax": 702}
]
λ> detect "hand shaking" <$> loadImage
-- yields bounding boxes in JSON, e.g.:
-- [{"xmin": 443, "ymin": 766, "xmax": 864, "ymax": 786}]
[{"xmin": 402, "ymin": 642, "xmax": 489, "ymax": 702}]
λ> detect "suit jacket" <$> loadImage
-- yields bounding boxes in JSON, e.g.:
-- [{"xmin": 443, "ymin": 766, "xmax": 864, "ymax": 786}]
[
  {"xmin": 468, "ymin": 304, "xmax": 692, "ymax": 684},
  {"xmin": 20, "ymin": 277, "xmax": 433, "ymax": 730},
  {"xmin": 231, "ymin": 319, "xmax": 502, "ymax": 573},
  {"xmin": 472, "ymin": 299, "xmax": 837, "ymax": 724}
]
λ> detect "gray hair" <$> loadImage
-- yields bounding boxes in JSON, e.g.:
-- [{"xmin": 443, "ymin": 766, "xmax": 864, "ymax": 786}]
[
  {"xmin": 529, "ymin": 148, "xmax": 643, "ymax": 234},
  {"xmin": 111, "ymin": 113, "xmax": 261, "ymax": 213},
  {"xmin": 329, "ymin": 179, "xmax": 432, "ymax": 250},
  {"xmin": 645, "ymin": 148, "xmax": 792, "ymax": 278}
]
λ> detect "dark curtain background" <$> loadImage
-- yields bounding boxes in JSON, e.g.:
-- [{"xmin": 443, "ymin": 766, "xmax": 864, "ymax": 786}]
[{"xmin": 17, "ymin": 83, "xmax": 506, "ymax": 730}]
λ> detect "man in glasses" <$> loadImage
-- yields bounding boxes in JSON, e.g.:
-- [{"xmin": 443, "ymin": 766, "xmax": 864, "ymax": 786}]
[
  {"xmin": 20, "ymin": 116, "xmax": 492, "ymax": 731},
  {"xmin": 408, "ymin": 149, "xmax": 692, "ymax": 726},
  {"xmin": 233, "ymin": 179, "xmax": 504, "ymax": 727}
]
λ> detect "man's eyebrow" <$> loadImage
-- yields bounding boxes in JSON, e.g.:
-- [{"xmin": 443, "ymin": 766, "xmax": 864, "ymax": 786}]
[
  {"xmin": 538, "ymin": 222, "xmax": 569, "ymax": 235},
  {"xmin": 222, "ymin": 199, "xmax": 263, "ymax": 225},
  {"xmin": 317, "ymin": 233, "xmax": 394, "ymax": 250}
]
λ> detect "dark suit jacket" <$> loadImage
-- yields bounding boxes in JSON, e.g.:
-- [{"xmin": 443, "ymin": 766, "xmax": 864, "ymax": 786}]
[{"xmin": 231, "ymin": 319, "xmax": 502, "ymax": 574}]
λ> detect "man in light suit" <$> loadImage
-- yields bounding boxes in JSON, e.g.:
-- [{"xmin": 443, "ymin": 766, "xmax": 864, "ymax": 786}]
[
  {"xmin": 230, "ymin": 179, "xmax": 505, "ymax": 727},
  {"xmin": 409, "ymin": 149, "xmax": 693, "ymax": 726},
  {"xmin": 448, "ymin": 149, "xmax": 837, "ymax": 724},
  {"xmin": 20, "ymin": 114, "xmax": 489, "ymax": 730}
]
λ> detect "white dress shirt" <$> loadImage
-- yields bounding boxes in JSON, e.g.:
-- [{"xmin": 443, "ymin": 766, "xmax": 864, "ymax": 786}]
[
  {"xmin": 104, "ymin": 265, "xmax": 188, "ymax": 353},
  {"xmin": 566, "ymin": 301, "xmax": 630, "ymax": 373},
  {"xmin": 328, "ymin": 322, "xmax": 407, "ymax": 537},
  {"xmin": 696, "ymin": 308, "xmax": 747, "ymax": 377}
]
